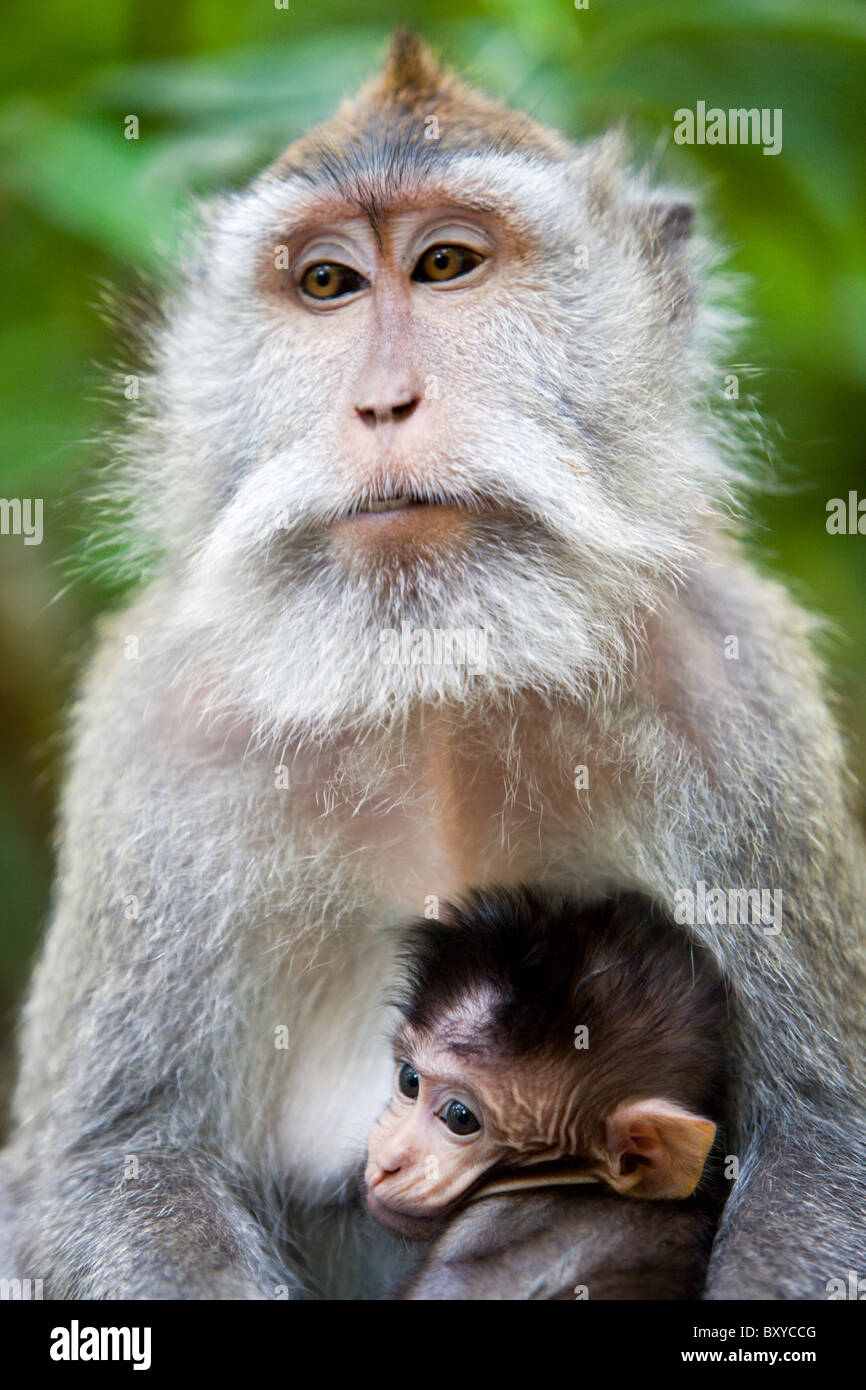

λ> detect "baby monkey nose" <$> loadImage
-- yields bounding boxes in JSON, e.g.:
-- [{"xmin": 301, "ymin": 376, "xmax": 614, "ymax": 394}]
[
  {"xmin": 373, "ymin": 1131, "xmax": 421, "ymax": 1178},
  {"xmin": 378, "ymin": 1147, "xmax": 411, "ymax": 1176},
  {"xmin": 367, "ymin": 1157, "xmax": 407, "ymax": 1194}
]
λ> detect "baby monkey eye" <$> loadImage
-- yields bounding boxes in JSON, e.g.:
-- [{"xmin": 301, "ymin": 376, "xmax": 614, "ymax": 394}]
[
  {"xmin": 300, "ymin": 263, "xmax": 368, "ymax": 301},
  {"xmin": 442, "ymin": 1100, "xmax": 481, "ymax": 1136},
  {"xmin": 412, "ymin": 245, "xmax": 483, "ymax": 284},
  {"xmin": 397, "ymin": 1061, "xmax": 420, "ymax": 1100}
]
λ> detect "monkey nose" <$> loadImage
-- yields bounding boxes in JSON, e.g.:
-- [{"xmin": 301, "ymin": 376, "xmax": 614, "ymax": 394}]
[
  {"xmin": 377, "ymin": 1152, "xmax": 407, "ymax": 1177},
  {"xmin": 366, "ymin": 1157, "xmax": 409, "ymax": 1194},
  {"xmin": 374, "ymin": 1138, "xmax": 418, "ymax": 1177},
  {"xmin": 352, "ymin": 361, "xmax": 424, "ymax": 428},
  {"xmin": 354, "ymin": 390, "xmax": 421, "ymax": 429}
]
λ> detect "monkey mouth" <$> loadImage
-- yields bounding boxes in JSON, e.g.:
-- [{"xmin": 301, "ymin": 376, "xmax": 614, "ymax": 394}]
[
  {"xmin": 330, "ymin": 486, "xmax": 517, "ymax": 559},
  {"xmin": 343, "ymin": 487, "xmax": 499, "ymax": 520},
  {"xmin": 366, "ymin": 1189, "xmax": 449, "ymax": 1241},
  {"xmin": 468, "ymin": 1160, "xmax": 601, "ymax": 1201},
  {"xmin": 352, "ymin": 495, "xmax": 415, "ymax": 514}
]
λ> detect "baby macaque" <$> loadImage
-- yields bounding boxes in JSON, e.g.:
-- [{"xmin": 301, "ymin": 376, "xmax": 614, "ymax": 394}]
[{"xmin": 366, "ymin": 887, "xmax": 729, "ymax": 1297}]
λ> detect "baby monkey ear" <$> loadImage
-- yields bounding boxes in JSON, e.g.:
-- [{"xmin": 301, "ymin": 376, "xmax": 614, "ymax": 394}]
[{"xmin": 595, "ymin": 1099, "xmax": 716, "ymax": 1200}]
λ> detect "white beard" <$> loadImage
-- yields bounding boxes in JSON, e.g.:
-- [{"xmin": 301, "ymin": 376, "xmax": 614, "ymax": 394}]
[{"xmin": 175, "ymin": 430, "xmax": 691, "ymax": 743}]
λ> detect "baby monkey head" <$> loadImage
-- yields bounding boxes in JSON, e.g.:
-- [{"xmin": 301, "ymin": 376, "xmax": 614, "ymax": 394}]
[{"xmin": 365, "ymin": 886, "xmax": 727, "ymax": 1239}]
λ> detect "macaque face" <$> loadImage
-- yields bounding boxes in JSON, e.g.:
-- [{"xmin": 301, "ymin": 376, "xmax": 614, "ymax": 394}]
[
  {"xmin": 145, "ymin": 91, "xmax": 706, "ymax": 737},
  {"xmin": 365, "ymin": 1021, "xmax": 718, "ymax": 1238},
  {"xmin": 365, "ymin": 1049, "xmax": 513, "ymax": 1239}
]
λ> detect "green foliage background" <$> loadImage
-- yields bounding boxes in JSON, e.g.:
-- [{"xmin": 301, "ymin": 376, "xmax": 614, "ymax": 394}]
[{"xmin": 0, "ymin": 0, "xmax": 864, "ymax": 1066}]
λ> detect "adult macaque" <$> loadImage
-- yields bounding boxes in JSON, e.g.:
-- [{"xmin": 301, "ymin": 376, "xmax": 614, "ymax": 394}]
[
  {"xmin": 2, "ymin": 31, "xmax": 865, "ymax": 1298},
  {"xmin": 367, "ymin": 888, "xmax": 726, "ymax": 1298}
]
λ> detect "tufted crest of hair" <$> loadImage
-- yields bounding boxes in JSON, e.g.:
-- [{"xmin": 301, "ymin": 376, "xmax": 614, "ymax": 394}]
[
  {"xmin": 396, "ymin": 887, "xmax": 729, "ymax": 1122},
  {"xmin": 103, "ymin": 30, "xmax": 746, "ymax": 743},
  {"xmin": 268, "ymin": 28, "xmax": 571, "ymax": 190}
]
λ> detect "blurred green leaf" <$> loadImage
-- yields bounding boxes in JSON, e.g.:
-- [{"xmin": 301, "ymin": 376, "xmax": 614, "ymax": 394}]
[{"xmin": 0, "ymin": 100, "xmax": 181, "ymax": 265}]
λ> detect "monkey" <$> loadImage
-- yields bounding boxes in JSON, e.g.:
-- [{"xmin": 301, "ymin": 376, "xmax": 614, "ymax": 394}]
[
  {"xmin": 365, "ymin": 887, "xmax": 728, "ymax": 1299},
  {"xmin": 1, "ymin": 29, "xmax": 865, "ymax": 1300},
  {"xmin": 402, "ymin": 1190, "xmax": 724, "ymax": 1302}
]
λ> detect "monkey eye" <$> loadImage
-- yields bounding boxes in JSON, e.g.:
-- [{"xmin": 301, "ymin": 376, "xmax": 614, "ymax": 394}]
[
  {"xmin": 412, "ymin": 245, "xmax": 484, "ymax": 284},
  {"xmin": 299, "ymin": 262, "xmax": 368, "ymax": 301},
  {"xmin": 397, "ymin": 1061, "xmax": 420, "ymax": 1100},
  {"xmin": 441, "ymin": 1100, "xmax": 481, "ymax": 1136}
]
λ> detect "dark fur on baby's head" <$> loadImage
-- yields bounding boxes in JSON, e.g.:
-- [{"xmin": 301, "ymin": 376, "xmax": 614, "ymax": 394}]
[{"xmin": 396, "ymin": 887, "xmax": 729, "ymax": 1127}]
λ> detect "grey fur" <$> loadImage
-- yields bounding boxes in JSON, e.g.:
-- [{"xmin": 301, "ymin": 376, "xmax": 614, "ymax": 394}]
[{"xmin": 403, "ymin": 1189, "xmax": 719, "ymax": 1300}]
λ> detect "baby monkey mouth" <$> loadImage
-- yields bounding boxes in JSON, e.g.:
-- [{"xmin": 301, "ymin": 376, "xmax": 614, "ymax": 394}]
[
  {"xmin": 366, "ymin": 1189, "xmax": 450, "ymax": 1241},
  {"xmin": 468, "ymin": 1159, "xmax": 601, "ymax": 1202}
]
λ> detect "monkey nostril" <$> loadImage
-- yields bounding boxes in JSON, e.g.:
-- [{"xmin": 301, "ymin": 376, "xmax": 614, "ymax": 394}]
[
  {"xmin": 373, "ymin": 1165, "xmax": 402, "ymax": 1187},
  {"xmin": 392, "ymin": 395, "xmax": 419, "ymax": 422},
  {"xmin": 355, "ymin": 395, "xmax": 420, "ymax": 428}
]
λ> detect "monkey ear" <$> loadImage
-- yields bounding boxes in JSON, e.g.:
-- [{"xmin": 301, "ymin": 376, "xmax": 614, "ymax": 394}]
[
  {"xmin": 644, "ymin": 199, "xmax": 693, "ymax": 250},
  {"xmin": 633, "ymin": 193, "xmax": 695, "ymax": 262},
  {"xmin": 594, "ymin": 1099, "xmax": 716, "ymax": 1200},
  {"xmin": 627, "ymin": 192, "xmax": 696, "ymax": 325}
]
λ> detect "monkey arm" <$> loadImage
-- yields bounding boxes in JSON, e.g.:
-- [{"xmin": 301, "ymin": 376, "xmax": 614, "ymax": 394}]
[
  {"xmin": 4, "ymin": 604, "xmax": 305, "ymax": 1299},
  {"xmin": 703, "ymin": 1113, "xmax": 866, "ymax": 1300},
  {"xmin": 626, "ymin": 551, "xmax": 866, "ymax": 1297},
  {"xmin": 2, "ymin": 1136, "xmax": 291, "ymax": 1299},
  {"xmin": 401, "ymin": 1189, "xmax": 720, "ymax": 1300}
]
